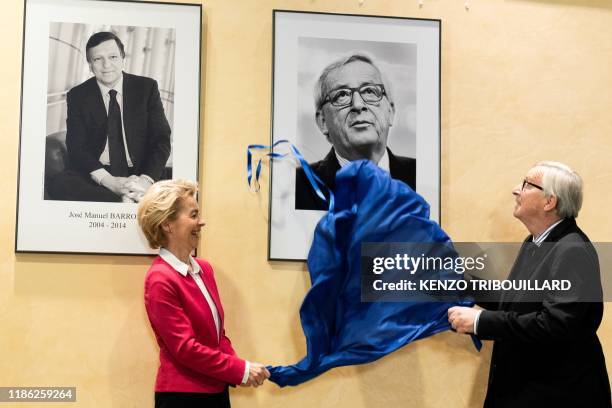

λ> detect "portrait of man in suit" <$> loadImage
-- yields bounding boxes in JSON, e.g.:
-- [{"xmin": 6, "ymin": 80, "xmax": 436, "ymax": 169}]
[
  {"xmin": 47, "ymin": 31, "xmax": 171, "ymax": 203},
  {"xmin": 295, "ymin": 52, "xmax": 416, "ymax": 211}
]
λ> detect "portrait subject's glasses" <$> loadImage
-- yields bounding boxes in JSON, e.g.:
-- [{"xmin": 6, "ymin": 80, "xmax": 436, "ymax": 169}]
[
  {"xmin": 521, "ymin": 179, "xmax": 543, "ymax": 191},
  {"xmin": 322, "ymin": 84, "xmax": 386, "ymax": 108}
]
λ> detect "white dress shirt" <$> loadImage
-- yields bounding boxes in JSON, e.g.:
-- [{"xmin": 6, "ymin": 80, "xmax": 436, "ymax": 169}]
[
  {"xmin": 532, "ymin": 219, "xmax": 564, "ymax": 246},
  {"xmin": 335, "ymin": 149, "xmax": 390, "ymax": 172},
  {"xmin": 159, "ymin": 248, "xmax": 250, "ymax": 384}
]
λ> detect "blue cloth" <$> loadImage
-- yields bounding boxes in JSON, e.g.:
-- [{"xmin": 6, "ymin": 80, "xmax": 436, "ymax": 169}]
[{"xmin": 269, "ymin": 160, "xmax": 476, "ymax": 387}]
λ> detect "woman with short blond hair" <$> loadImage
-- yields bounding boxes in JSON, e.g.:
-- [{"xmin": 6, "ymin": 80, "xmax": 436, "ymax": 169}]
[{"xmin": 138, "ymin": 179, "xmax": 269, "ymax": 408}]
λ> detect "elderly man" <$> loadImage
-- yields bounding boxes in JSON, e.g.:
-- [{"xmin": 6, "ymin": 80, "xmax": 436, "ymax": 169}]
[
  {"xmin": 295, "ymin": 53, "xmax": 415, "ymax": 210},
  {"xmin": 448, "ymin": 162, "xmax": 610, "ymax": 407},
  {"xmin": 48, "ymin": 31, "xmax": 171, "ymax": 203}
]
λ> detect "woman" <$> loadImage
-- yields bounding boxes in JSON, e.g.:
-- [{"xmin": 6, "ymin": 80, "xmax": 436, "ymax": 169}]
[{"xmin": 138, "ymin": 179, "xmax": 269, "ymax": 408}]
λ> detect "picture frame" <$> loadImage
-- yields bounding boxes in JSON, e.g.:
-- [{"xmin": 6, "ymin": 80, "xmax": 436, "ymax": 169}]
[
  {"xmin": 269, "ymin": 10, "xmax": 441, "ymax": 261},
  {"xmin": 15, "ymin": 0, "xmax": 202, "ymax": 254}
]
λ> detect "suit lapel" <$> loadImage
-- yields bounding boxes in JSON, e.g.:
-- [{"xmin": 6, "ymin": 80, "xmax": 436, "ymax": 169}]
[
  {"xmin": 387, "ymin": 148, "xmax": 400, "ymax": 178},
  {"xmin": 500, "ymin": 240, "xmax": 532, "ymax": 307},
  {"xmin": 121, "ymin": 72, "xmax": 134, "ymax": 149},
  {"xmin": 501, "ymin": 219, "xmax": 574, "ymax": 307},
  {"xmin": 319, "ymin": 148, "xmax": 341, "ymax": 189},
  {"xmin": 84, "ymin": 77, "xmax": 108, "ymax": 126},
  {"xmin": 501, "ymin": 240, "xmax": 552, "ymax": 306}
]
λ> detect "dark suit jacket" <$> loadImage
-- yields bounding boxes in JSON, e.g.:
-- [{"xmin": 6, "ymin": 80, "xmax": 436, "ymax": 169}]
[
  {"xmin": 295, "ymin": 147, "xmax": 416, "ymax": 210},
  {"xmin": 65, "ymin": 72, "xmax": 171, "ymax": 180},
  {"xmin": 477, "ymin": 218, "xmax": 610, "ymax": 408}
]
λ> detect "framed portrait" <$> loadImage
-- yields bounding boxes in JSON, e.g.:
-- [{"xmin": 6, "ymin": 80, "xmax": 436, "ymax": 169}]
[
  {"xmin": 269, "ymin": 10, "xmax": 441, "ymax": 261},
  {"xmin": 15, "ymin": 0, "xmax": 201, "ymax": 254}
]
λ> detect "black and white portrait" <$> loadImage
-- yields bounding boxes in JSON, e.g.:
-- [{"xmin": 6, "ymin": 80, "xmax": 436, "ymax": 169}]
[
  {"xmin": 269, "ymin": 11, "xmax": 440, "ymax": 260},
  {"xmin": 17, "ymin": 0, "xmax": 200, "ymax": 254},
  {"xmin": 44, "ymin": 22, "xmax": 175, "ymax": 203},
  {"xmin": 294, "ymin": 38, "xmax": 417, "ymax": 211}
]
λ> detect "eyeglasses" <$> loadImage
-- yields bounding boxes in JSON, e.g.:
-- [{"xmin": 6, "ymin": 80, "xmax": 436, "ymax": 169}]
[
  {"xmin": 322, "ymin": 84, "xmax": 386, "ymax": 108},
  {"xmin": 521, "ymin": 179, "xmax": 543, "ymax": 191}
]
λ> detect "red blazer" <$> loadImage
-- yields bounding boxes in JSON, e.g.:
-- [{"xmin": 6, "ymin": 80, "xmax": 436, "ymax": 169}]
[{"xmin": 144, "ymin": 256, "xmax": 246, "ymax": 393}]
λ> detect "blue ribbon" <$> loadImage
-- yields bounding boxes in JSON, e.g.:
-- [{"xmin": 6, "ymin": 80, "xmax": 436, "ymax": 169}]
[{"xmin": 246, "ymin": 140, "xmax": 334, "ymax": 212}]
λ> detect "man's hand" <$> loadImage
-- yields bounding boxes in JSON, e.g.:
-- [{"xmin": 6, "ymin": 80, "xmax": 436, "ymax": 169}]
[
  {"xmin": 128, "ymin": 175, "xmax": 154, "ymax": 193},
  {"xmin": 448, "ymin": 306, "xmax": 480, "ymax": 334},
  {"xmin": 100, "ymin": 175, "xmax": 130, "ymax": 197},
  {"xmin": 122, "ymin": 175, "xmax": 154, "ymax": 202},
  {"xmin": 245, "ymin": 362, "xmax": 270, "ymax": 387}
]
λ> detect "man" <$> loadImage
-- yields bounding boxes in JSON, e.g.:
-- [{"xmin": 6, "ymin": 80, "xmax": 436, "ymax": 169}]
[
  {"xmin": 295, "ymin": 53, "xmax": 415, "ymax": 210},
  {"xmin": 48, "ymin": 31, "xmax": 171, "ymax": 202},
  {"xmin": 448, "ymin": 162, "xmax": 610, "ymax": 407}
]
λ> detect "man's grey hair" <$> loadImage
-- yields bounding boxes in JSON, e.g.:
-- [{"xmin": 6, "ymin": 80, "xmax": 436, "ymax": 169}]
[
  {"xmin": 534, "ymin": 161, "xmax": 583, "ymax": 218},
  {"xmin": 313, "ymin": 52, "xmax": 394, "ymax": 111}
]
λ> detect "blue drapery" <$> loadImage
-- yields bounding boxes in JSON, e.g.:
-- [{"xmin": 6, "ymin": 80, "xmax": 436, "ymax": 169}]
[{"xmin": 268, "ymin": 160, "xmax": 476, "ymax": 387}]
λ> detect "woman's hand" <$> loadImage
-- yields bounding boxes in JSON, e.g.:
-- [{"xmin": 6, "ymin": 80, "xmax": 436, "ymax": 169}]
[{"xmin": 245, "ymin": 362, "xmax": 270, "ymax": 387}]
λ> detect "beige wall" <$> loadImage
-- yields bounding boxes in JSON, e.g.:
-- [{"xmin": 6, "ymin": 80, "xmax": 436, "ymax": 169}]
[{"xmin": 1, "ymin": 0, "xmax": 611, "ymax": 406}]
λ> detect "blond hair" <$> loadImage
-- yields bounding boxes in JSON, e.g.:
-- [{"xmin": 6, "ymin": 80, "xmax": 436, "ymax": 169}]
[{"xmin": 137, "ymin": 179, "xmax": 198, "ymax": 249}]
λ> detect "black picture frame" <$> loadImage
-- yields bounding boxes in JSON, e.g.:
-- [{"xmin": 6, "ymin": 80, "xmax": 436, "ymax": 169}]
[
  {"xmin": 15, "ymin": 0, "xmax": 202, "ymax": 255},
  {"xmin": 269, "ymin": 10, "xmax": 441, "ymax": 261}
]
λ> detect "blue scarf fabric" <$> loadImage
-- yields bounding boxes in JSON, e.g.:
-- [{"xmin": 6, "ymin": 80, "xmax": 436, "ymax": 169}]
[{"xmin": 268, "ymin": 160, "xmax": 475, "ymax": 387}]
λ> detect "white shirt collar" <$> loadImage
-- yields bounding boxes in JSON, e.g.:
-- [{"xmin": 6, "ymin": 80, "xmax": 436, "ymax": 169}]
[
  {"xmin": 532, "ymin": 219, "xmax": 564, "ymax": 246},
  {"xmin": 159, "ymin": 248, "xmax": 201, "ymax": 276},
  {"xmin": 335, "ymin": 149, "xmax": 390, "ymax": 172},
  {"xmin": 96, "ymin": 73, "xmax": 124, "ymax": 98}
]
